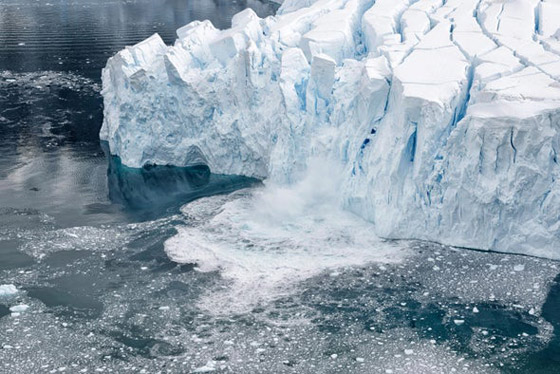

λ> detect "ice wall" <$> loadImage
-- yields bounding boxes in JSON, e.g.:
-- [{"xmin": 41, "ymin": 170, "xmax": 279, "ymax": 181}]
[{"xmin": 101, "ymin": 0, "xmax": 560, "ymax": 259}]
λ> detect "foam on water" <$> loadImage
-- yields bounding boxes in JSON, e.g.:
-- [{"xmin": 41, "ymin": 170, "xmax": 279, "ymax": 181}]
[{"xmin": 165, "ymin": 160, "xmax": 410, "ymax": 313}]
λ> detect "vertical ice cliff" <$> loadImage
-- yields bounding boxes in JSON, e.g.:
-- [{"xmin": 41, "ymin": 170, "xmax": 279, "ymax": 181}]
[{"xmin": 101, "ymin": 0, "xmax": 560, "ymax": 259}]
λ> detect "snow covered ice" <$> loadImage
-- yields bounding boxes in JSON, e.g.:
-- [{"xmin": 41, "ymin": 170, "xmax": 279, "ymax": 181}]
[{"xmin": 101, "ymin": 0, "xmax": 560, "ymax": 259}]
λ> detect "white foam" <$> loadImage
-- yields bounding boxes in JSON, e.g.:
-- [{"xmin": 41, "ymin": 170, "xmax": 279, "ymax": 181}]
[{"xmin": 165, "ymin": 160, "xmax": 409, "ymax": 313}]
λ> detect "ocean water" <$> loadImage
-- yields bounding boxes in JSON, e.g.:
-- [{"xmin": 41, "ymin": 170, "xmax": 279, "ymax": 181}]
[{"xmin": 1, "ymin": 1, "xmax": 560, "ymax": 373}]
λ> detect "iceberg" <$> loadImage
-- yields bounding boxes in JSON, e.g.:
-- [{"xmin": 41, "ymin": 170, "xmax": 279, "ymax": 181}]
[{"xmin": 101, "ymin": 0, "xmax": 560, "ymax": 259}]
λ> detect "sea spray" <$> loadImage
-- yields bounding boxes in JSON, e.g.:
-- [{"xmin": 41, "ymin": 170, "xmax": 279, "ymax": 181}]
[{"xmin": 164, "ymin": 158, "xmax": 409, "ymax": 314}]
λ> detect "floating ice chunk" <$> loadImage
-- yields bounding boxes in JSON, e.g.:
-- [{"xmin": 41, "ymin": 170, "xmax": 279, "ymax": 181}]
[
  {"xmin": 10, "ymin": 304, "xmax": 29, "ymax": 313},
  {"xmin": 192, "ymin": 361, "xmax": 216, "ymax": 373},
  {"xmin": 514, "ymin": 264, "xmax": 525, "ymax": 272},
  {"xmin": 0, "ymin": 284, "xmax": 18, "ymax": 297}
]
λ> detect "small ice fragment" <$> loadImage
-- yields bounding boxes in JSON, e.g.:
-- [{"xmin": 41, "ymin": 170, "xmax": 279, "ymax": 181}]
[
  {"xmin": 330, "ymin": 354, "xmax": 338, "ymax": 359},
  {"xmin": 473, "ymin": 306, "xmax": 479, "ymax": 313},
  {"xmin": 356, "ymin": 357, "xmax": 365, "ymax": 362},
  {"xmin": 9, "ymin": 304, "xmax": 29, "ymax": 312},
  {"xmin": 0, "ymin": 284, "xmax": 18, "ymax": 296},
  {"xmin": 529, "ymin": 308, "xmax": 536, "ymax": 315},
  {"xmin": 453, "ymin": 319, "xmax": 465, "ymax": 325},
  {"xmin": 385, "ymin": 370, "xmax": 394, "ymax": 374},
  {"xmin": 489, "ymin": 264, "xmax": 498, "ymax": 270},
  {"xmin": 18, "ymin": 42, "xmax": 25, "ymax": 46},
  {"xmin": 159, "ymin": 306, "xmax": 170, "ymax": 311},
  {"xmin": 514, "ymin": 264, "xmax": 525, "ymax": 272},
  {"xmin": 193, "ymin": 361, "xmax": 216, "ymax": 373},
  {"xmin": 433, "ymin": 265, "xmax": 440, "ymax": 271},
  {"xmin": 404, "ymin": 349, "xmax": 414, "ymax": 355},
  {"xmin": 140, "ymin": 266, "xmax": 148, "ymax": 270}
]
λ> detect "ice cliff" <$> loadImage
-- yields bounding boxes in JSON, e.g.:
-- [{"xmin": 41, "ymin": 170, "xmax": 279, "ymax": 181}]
[{"xmin": 100, "ymin": 0, "xmax": 560, "ymax": 259}]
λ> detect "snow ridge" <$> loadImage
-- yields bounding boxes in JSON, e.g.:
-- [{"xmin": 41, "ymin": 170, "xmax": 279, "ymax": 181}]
[{"xmin": 101, "ymin": 0, "xmax": 560, "ymax": 259}]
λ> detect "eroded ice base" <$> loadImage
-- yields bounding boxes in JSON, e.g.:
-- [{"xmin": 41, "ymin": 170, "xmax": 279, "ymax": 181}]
[{"xmin": 101, "ymin": 0, "xmax": 560, "ymax": 259}]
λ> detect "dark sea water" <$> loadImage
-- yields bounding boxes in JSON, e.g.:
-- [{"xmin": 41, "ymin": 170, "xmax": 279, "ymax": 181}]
[{"xmin": 1, "ymin": 1, "xmax": 560, "ymax": 373}]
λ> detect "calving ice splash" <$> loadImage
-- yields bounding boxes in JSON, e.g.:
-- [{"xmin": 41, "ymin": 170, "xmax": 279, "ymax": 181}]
[
  {"xmin": 165, "ymin": 160, "xmax": 406, "ymax": 313},
  {"xmin": 101, "ymin": 0, "xmax": 560, "ymax": 259}
]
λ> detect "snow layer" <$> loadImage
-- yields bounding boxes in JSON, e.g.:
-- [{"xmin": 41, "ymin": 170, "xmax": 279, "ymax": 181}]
[{"xmin": 101, "ymin": 0, "xmax": 560, "ymax": 259}]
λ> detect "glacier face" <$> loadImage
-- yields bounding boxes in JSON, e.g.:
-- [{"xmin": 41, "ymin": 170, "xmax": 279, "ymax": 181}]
[{"xmin": 101, "ymin": 0, "xmax": 560, "ymax": 259}]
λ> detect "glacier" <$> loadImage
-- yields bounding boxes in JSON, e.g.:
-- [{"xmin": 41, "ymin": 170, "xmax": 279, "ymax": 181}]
[{"xmin": 100, "ymin": 0, "xmax": 560, "ymax": 259}]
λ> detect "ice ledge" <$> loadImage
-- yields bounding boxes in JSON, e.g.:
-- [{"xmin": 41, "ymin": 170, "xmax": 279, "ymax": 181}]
[{"xmin": 101, "ymin": 0, "xmax": 560, "ymax": 259}]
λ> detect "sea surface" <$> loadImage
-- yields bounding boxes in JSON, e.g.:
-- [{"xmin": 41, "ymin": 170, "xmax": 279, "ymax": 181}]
[{"xmin": 1, "ymin": 1, "xmax": 560, "ymax": 373}]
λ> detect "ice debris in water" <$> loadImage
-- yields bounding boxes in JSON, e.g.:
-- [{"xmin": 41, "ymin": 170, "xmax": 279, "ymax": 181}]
[
  {"xmin": 9, "ymin": 304, "xmax": 29, "ymax": 313},
  {"xmin": 101, "ymin": 0, "xmax": 560, "ymax": 259},
  {"xmin": 0, "ymin": 284, "xmax": 19, "ymax": 297},
  {"xmin": 192, "ymin": 360, "xmax": 217, "ymax": 373}
]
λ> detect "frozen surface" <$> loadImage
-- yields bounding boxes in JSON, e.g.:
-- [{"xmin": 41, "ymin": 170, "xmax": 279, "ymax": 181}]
[{"xmin": 101, "ymin": 0, "xmax": 560, "ymax": 259}]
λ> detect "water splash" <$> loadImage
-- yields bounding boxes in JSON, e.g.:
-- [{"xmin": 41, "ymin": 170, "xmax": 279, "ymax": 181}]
[{"xmin": 165, "ymin": 159, "xmax": 409, "ymax": 314}]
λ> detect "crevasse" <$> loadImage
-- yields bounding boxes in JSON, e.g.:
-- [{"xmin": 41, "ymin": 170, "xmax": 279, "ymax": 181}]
[{"xmin": 100, "ymin": 0, "xmax": 560, "ymax": 259}]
